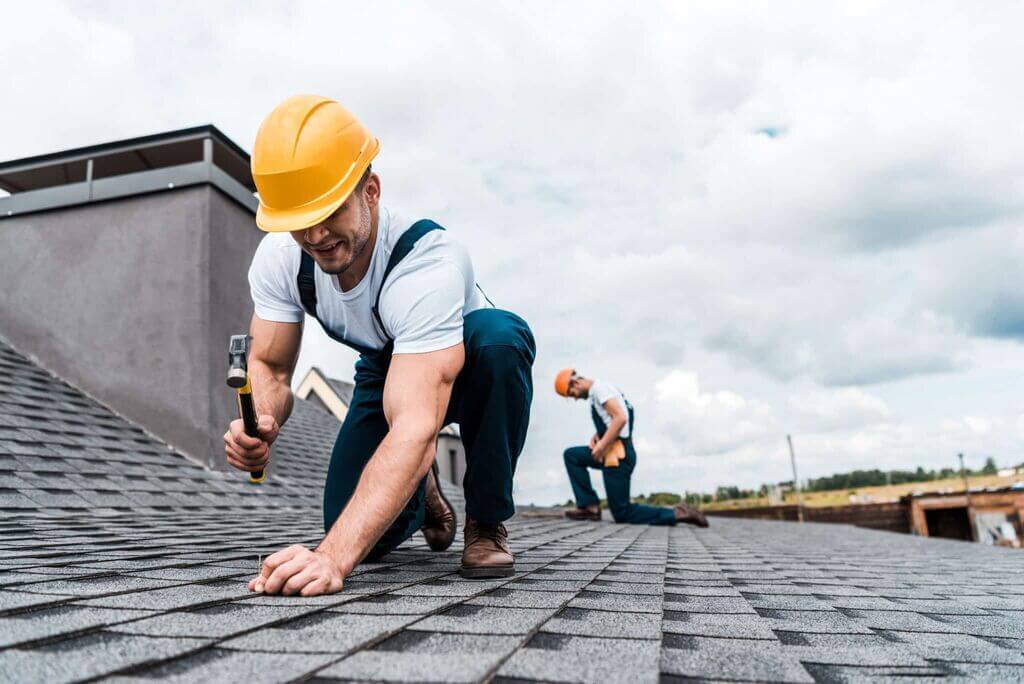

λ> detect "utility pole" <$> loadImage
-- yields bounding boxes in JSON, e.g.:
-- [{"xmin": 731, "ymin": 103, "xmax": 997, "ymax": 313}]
[
  {"xmin": 959, "ymin": 452, "xmax": 971, "ymax": 506},
  {"xmin": 959, "ymin": 452, "xmax": 974, "ymax": 542},
  {"xmin": 787, "ymin": 434, "xmax": 804, "ymax": 523}
]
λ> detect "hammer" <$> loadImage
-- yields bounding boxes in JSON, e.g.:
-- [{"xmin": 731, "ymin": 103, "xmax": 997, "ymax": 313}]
[{"xmin": 227, "ymin": 334, "xmax": 266, "ymax": 484}]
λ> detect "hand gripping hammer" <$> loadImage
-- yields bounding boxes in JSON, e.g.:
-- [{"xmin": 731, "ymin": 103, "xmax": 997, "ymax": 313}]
[{"xmin": 227, "ymin": 334, "xmax": 267, "ymax": 484}]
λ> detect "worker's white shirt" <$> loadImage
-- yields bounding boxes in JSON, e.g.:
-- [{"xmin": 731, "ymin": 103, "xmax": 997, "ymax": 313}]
[
  {"xmin": 248, "ymin": 207, "xmax": 490, "ymax": 355},
  {"xmin": 590, "ymin": 379, "xmax": 631, "ymax": 438}
]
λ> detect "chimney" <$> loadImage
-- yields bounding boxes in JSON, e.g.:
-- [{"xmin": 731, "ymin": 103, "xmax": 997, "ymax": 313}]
[{"xmin": 0, "ymin": 126, "xmax": 263, "ymax": 469}]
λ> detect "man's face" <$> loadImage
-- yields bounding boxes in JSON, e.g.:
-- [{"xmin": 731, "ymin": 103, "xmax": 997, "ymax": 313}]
[
  {"xmin": 290, "ymin": 174, "xmax": 379, "ymax": 275},
  {"xmin": 567, "ymin": 375, "xmax": 587, "ymax": 399}
]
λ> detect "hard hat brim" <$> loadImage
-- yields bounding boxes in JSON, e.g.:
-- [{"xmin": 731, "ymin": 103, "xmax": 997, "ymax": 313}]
[{"xmin": 254, "ymin": 138, "xmax": 380, "ymax": 233}]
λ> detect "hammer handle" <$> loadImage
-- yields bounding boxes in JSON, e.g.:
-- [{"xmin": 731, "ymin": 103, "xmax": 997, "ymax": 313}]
[{"xmin": 236, "ymin": 378, "xmax": 266, "ymax": 483}]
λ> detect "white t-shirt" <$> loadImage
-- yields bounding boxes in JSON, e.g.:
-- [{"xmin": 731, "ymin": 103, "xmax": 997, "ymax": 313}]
[
  {"xmin": 248, "ymin": 207, "xmax": 490, "ymax": 355},
  {"xmin": 589, "ymin": 379, "xmax": 631, "ymax": 438}
]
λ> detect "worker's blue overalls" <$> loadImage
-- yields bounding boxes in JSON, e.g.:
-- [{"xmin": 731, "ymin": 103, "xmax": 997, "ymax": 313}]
[
  {"xmin": 297, "ymin": 220, "xmax": 535, "ymax": 559},
  {"xmin": 563, "ymin": 401, "xmax": 676, "ymax": 525}
]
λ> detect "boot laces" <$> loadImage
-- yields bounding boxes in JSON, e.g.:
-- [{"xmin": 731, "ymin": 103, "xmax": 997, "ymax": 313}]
[{"xmin": 467, "ymin": 520, "xmax": 507, "ymax": 546}]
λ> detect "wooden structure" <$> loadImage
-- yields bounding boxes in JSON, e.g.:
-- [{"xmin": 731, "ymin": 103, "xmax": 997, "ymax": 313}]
[
  {"xmin": 906, "ymin": 487, "xmax": 1024, "ymax": 546},
  {"xmin": 707, "ymin": 502, "xmax": 909, "ymax": 533},
  {"xmin": 707, "ymin": 486, "xmax": 1024, "ymax": 547}
]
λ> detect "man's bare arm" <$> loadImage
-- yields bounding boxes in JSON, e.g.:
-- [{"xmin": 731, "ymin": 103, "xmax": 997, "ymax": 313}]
[
  {"xmin": 223, "ymin": 314, "xmax": 302, "ymax": 473},
  {"xmin": 248, "ymin": 315, "xmax": 302, "ymax": 425},
  {"xmin": 592, "ymin": 399, "xmax": 628, "ymax": 459},
  {"xmin": 251, "ymin": 342, "xmax": 463, "ymax": 596}
]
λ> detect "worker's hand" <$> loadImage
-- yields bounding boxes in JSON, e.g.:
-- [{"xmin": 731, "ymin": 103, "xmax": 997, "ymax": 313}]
[
  {"xmin": 248, "ymin": 545, "xmax": 345, "ymax": 596},
  {"xmin": 223, "ymin": 415, "xmax": 279, "ymax": 472},
  {"xmin": 590, "ymin": 440, "xmax": 607, "ymax": 464},
  {"xmin": 589, "ymin": 433, "xmax": 599, "ymax": 451}
]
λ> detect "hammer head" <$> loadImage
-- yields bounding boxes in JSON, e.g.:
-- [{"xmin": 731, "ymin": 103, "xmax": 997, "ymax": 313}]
[{"xmin": 226, "ymin": 334, "xmax": 251, "ymax": 388}]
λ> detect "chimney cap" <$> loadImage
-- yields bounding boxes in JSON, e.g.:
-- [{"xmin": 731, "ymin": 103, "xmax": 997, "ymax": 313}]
[{"xmin": 0, "ymin": 124, "xmax": 256, "ymax": 216}]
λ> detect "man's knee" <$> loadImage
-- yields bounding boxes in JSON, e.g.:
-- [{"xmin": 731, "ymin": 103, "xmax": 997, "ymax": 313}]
[{"xmin": 564, "ymin": 446, "xmax": 588, "ymax": 466}]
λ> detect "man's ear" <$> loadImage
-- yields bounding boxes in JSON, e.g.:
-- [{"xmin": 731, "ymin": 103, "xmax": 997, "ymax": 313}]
[{"xmin": 365, "ymin": 172, "xmax": 381, "ymax": 209}]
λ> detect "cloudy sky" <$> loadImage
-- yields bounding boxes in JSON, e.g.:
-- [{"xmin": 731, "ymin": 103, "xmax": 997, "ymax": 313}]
[{"xmin": 4, "ymin": 1, "xmax": 1023, "ymax": 504}]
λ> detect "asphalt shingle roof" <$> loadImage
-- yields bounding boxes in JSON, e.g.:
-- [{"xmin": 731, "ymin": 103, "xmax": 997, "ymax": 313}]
[{"xmin": 3, "ymin": 337, "xmax": 1024, "ymax": 682}]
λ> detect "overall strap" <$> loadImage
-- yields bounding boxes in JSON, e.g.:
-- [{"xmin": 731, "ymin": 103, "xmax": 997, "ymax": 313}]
[
  {"xmin": 370, "ymin": 219, "xmax": 445, "ymax": 340},
  {"xmin": 590, "ymin": 399, "xmax": 635, "ymax": 440},
  {"xmin": 590, "ymin": 405, "xmax": 606, "ymax": 438}
]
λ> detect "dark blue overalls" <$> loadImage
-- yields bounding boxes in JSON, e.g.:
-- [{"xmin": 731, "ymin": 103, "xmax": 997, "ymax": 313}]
[
  {"xmin": 563, "ymin": 400, "xmax": 676, "ymax": 525},
  {"xmin": 297, "ymin": 220, "xmax": 535, "ymax": 559}
]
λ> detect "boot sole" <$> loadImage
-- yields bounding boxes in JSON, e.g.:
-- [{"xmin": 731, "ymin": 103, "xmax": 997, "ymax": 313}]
[
  {"xmin": 459, "ymin": 564, "xmax": 515, "ymax": 579},
  {"xmin": 424, "ymin": 461, "xmax": 458, "ymax": 552}
]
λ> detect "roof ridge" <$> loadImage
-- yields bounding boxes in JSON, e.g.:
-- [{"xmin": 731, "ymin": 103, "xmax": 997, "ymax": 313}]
[{"xmin": 0, "ymin": 330, "xmax": 196, "ymax": 466}]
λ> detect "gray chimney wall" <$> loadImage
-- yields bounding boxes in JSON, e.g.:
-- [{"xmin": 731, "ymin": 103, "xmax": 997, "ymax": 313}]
[{"xmin": 0, "ymin": 185, "xmax": 262, "ymax": 468}]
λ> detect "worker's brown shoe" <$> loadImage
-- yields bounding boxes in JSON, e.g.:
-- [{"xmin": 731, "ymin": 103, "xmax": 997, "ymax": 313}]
[
  {"xmin": 565, "ymin": 505, "xmax": 601, "ymax": 521},
  {"xmin": 421, "ymin": 461, "xmax": 457, "ymax": 552},
  {"xmin": 674, "ymin": 503, "xmax": 709, "ymax": 528},
  {"xmin": 459, "ymin": 517, "xmax": 514, "ymax": 579}
]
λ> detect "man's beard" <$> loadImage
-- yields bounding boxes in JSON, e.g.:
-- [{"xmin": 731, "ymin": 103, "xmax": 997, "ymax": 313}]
[{"xmin": 319, "ymin": 198, "xmax": 372, "ymax": 275}]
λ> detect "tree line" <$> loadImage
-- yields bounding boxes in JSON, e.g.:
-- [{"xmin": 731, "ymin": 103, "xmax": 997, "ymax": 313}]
[{"xmin": 631, "ymin": 457, "xmax": 1012, "ymax": 506}]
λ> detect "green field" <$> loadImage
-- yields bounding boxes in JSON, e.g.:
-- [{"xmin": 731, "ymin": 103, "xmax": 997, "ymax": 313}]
[{"xmin": 703, "ymin": 472, "xmax": 1024, "ymax": 510}]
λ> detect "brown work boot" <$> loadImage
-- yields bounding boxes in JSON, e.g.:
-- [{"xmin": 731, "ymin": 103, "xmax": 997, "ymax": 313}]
[
  {"xmin": 421, "ymin": 461, "xmax": 457, "ymax": 552},
  {"xmin": 565, "ymin": 505, "xmax": 601, "ymax": 521},
  {"xmin": 674, "ymin": 503, "xmax": 709, "ymax": 528},
  {"xmin": 459, "ymin": 517, "xmax": 514, "ymax": 578}
]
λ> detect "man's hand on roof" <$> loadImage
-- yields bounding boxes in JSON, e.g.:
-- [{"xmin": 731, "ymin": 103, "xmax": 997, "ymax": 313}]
[
  {"xmin": 223, "ymin": 415, "xmax": 279, "ymax": 472},
  {"xmin": 248, "ymin": 544, "xmax": 345, "ymax": 596}
]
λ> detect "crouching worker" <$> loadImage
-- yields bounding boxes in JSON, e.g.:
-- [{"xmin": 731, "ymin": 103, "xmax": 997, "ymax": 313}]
[
  {"xmin": 224, "ymin": 95, "xmax": 535, "ymax": 595},
  {"xmin": 555, "ymin": 369, "xmax": 707, "ymax": 527}
]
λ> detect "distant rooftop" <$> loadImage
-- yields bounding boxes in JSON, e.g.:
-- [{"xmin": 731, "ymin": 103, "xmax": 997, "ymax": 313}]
[
  {"xmin": 3, "ymin": 337, "xmax": 1024, "ymax": 681},
  {"xmin": 0, "ymin": 125, "xmax": 256, "ymax": 218}
]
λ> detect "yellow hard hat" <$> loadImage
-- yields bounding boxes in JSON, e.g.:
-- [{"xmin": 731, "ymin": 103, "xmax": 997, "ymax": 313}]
[
  {"xmin": 251, "ymin": 94, "xmax": 380, "ymax": 233},
  {"xmin": 554, "ymin": 368, "xmax": 575, "ymax": 397}
]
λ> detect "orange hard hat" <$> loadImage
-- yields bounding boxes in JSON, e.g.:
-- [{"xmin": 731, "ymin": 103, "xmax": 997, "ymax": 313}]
[
  {"xmin": 252, "ymin": 94, "xmax": 380, "ymax": 233},
  {"xmin": 554, "ymin": 368, "xmax": 575, "ymax": 397}
]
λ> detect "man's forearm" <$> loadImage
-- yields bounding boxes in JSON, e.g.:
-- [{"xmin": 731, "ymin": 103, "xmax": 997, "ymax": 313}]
[
  {"xmin": 595, "ymin": 420, "xmax": 625, "ymax": 453},
  {"xmin": 250, "ymin": 359, "xmax": 295, "ymax": 426},
  {"xmin": 317, "ymin": 429, "xmax": 433, "ymax": 574}
]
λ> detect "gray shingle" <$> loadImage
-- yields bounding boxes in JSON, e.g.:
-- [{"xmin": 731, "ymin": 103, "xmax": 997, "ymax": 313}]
[
  {"xmin": 6, "ymin": 339, "xmax": 1024, "ymax": 683},
  {"xmin": 318, "ymin": 632, "xmax": 521, "ymax": 683},
  {"xmin": 500, "ymin": 634, "xmax": 659, "ymax": 684},
  {"xmin": 112, "ymin": 603, "xmax": 315, "ymax": 638},
  {"xmin": 329, "ymin": 593, "xmax": 459, "ymax": 615},
  {"xmin": 661, "ymin": 641, "xmax": 813, "ymax": 683},
  {"xmin": 0, "ymin": 631, "xmax": 208, "ymax": 683},
  {"xmin": 16, "ymin": 575, "xmax": 182, "ymax": 597},
  {"xmin": 75, "ymin": 582, "xmax": 248, "ymax": 610},
  {"xmin": 0, "ymin": 604, "xmax": 153, "ymax": 648},
  {"xmin": 664, "ymin": 594, "xmax": 756, "ymax": 613},
  {"xmin": 319, "ymin": 650, "xmax": 506, "ymax": 683},
  {"xmin": 541, "ymin": 607, "xmax": 662, "ymax": 639},
  {"xmin": 662, "ymin": 611, "xmax": 778, "ymax": 639},
  {"xmin": 220, "ymin": 611, "xmax": 414, "ymax": 653},
  {"xmin": 0, "ymin": 589, "xmax": 73, "ymax": 612},
  {"xmin": 466, "ymin": 588, "xmax": 576, "ymax": 609},
  {"xmin": 885, "ymin": 630, "xmax": 1024, "ymax": 664},
  {"xmin": 566, "ymin": 589, "xmax": 662, "ymax": 613},
  {"xmin": 109, "ymin": 647, "xmax": 338, "ymax": 683},
  {"xmin": 760, "ymin": 609, "xmax": 874, "ymax": 634},
  {"xmin": 413, "ymin": 604, "xmax": 558, "ymax": 635}
]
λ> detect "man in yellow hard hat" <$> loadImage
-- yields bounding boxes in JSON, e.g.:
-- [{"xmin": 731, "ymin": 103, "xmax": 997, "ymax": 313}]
[
  {"xmin": 554, "ymin": 368, "xmax": 708, "ymax": 527},
  {"xmin": 224, "ymin": 95, "xmax": 535, "ymax": 595}
]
